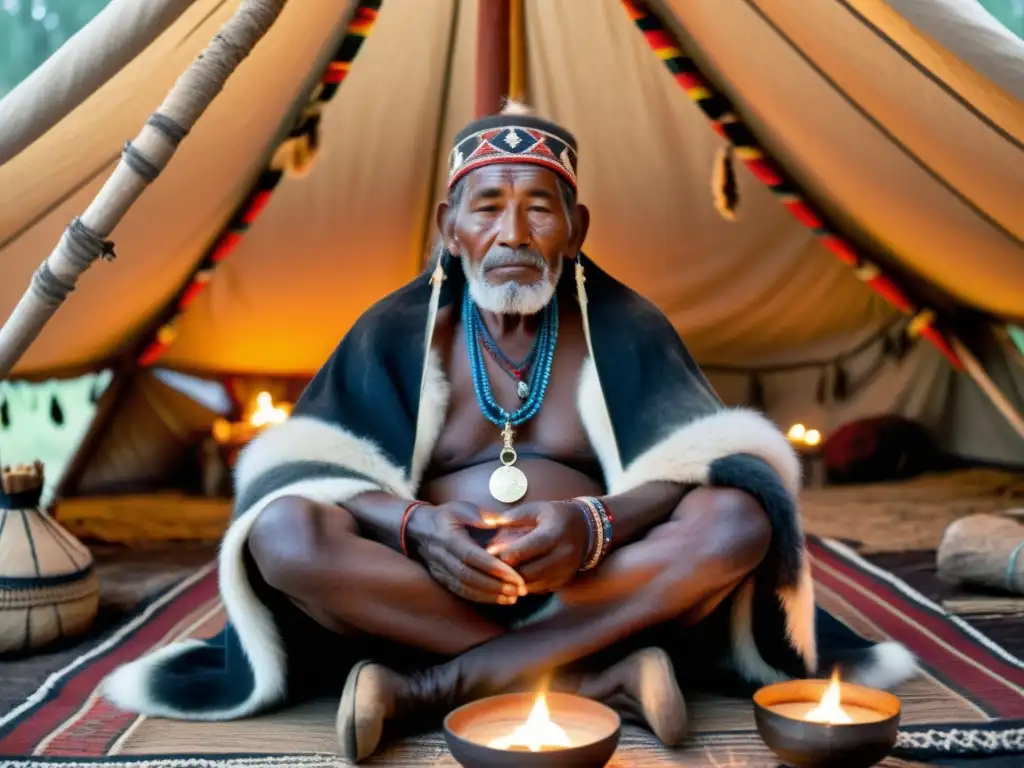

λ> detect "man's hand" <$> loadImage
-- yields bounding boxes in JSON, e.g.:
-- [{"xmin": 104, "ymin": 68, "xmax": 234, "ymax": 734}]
[
  {"xmin": 486, "ymin": 501, "xmax": 591, "ymax": 594},
  {"xmin": 407, "ymin": 501, "xmax": 527, "ymax": 605}
]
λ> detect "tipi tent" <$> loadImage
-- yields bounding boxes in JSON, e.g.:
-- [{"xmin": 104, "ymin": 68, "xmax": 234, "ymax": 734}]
[{"xmin": 1, "ymin": 0, "xmax": 1023, "ymax": 504}]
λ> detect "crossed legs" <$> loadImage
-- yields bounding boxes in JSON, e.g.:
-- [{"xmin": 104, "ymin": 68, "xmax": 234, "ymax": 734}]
[{"xmin": 248, "ymin": 487, "xmax": 771, "ymax": 758}]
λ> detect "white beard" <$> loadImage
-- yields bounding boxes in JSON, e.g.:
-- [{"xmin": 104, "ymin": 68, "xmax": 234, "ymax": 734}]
[{"xmin": 461, "ymin": 255, "xmax": 563, "ymax": 316}]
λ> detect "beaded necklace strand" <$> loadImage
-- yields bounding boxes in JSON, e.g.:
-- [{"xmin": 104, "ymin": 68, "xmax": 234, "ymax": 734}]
[
  {"xmin": 474, "ymin": 303, "xmax": 540, "ymax": 399},
  {"xmin": 463, "ymin": 285, "xmax": 559, "ymax": 503}
]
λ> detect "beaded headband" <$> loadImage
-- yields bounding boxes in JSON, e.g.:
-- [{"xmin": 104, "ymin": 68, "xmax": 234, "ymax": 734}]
[{"xmin": 447, "ymin": 114, "xmax": 578, "ymax": 190}]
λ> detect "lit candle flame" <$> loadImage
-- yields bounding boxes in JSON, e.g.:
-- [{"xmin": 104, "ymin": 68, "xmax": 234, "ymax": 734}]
[
  {"xmin": 249, "ymin": 391, "xmax": 290, "ymax": 428},
  {"xmin": 787, "ymin": 424, "xmax": 823, "ymax": 447},
  {"xmin": 488, "ymin": 694, "xmax": 572, "ymax": 752},
  {"xmin": 804, "ymin": 670, "xmax": 853, "ymax": 725}
]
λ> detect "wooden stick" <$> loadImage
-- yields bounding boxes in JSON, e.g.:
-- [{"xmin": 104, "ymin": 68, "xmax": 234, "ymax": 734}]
[{"xmin": 0, "ymin": 0, "xmax": 288, "ymax": 377}]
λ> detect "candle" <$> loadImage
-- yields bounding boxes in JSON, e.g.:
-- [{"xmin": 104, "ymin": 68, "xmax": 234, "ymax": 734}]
[
  {"xmin": 768, "ymin": 670, "xmax": 888, "ymax": 725},
  {"xmin": 753, "ymin": 671, "xmax": 902, "ymax": 768},
  {"xmin": 488, "ymin": 694, "xmax": 573, "ymax": 752},
  {"xmin": 787, "ymin": 424, "xmax": 823, "ymax": 447},
  {"xmin": 769, "ymin": 701, "xmax": 888, "ymax": 724},
  {"xmin": 443, "ymin": 690, "xmax": 621, "ymax": 766}
]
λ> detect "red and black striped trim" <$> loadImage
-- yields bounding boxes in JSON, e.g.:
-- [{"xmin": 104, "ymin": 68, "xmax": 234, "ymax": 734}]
[
  {"xmin": 0, "ymin": 567, "xmax": 218, "ymax": 756},
  {"xmin": 621, "ymin": 0, "xmax": 963, "ymax": 370},
  {"xmin": 137, "ymin": 1, "xmax": 384, "ymax": 367}
]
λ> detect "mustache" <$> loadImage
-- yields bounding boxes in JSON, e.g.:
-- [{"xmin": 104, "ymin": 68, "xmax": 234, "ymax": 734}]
[{"xmin": 481, "ymin": 247, "xmax": 546, "ymax": 271}]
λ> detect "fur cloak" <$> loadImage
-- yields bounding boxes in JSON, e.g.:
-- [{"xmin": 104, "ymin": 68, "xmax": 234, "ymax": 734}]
[{"xmin": 102, "ymin": 253, "xmax": 916, "ymax": 719}]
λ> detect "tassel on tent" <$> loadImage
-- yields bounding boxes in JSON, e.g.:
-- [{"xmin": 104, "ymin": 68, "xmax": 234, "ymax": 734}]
[
  {"xmin": 748, "ymin": 373, "xmax": 765, "ymax": 410},
  {"xmin": 833, "ymin": 362, "xmax": 849, "ymax": 401},
  {"xmin": 271, "ymin": 109, "xmax": 322, "ymax": 179},
  {"xmin": 50, "ymin": 394, "xmax": 64, "ymax": 427},
  {"xmin": 891, "ymin": 330, "xmax": 910, "ymax": 362},
  {"xmin": 815, "ymin": 367, "xmax": 829, "ymax": 404},
  {"xmin": 882, "ymin": 333, "xmax": 896, "ymax": 359},
  {"xmin": 712, "ymin": 144, "xmax": 739, "ymax": 220}
]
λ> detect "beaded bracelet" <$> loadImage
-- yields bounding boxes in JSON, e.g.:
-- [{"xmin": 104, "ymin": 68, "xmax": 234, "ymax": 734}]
[
  {"xmin": 574, "ymin": 496, "xmax": 613, "ymax": 571},
  {"xmin": 400, "ymin": 500, "xmax": 427, "ymax": 557},
  {"xmin": 579, "ymin": 501, "xmax": 597, "ymax": 566},
  {"xmin": 591, "ymin": 497, "xmax": 614, "ymax": 562}
]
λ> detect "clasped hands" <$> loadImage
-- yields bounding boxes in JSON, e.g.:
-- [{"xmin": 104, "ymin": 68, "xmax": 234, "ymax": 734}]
[{"xmin": 405, "ymin": 500, "xmax": 591, "ymax": 605}]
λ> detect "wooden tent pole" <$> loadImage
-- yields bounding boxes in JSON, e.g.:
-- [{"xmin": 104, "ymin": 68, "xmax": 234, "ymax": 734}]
[
  {"xmin": 0, "ymin": 0, "xmax": 288, "ymax": 378},
  {"xmin": 476, "ymin": 0, "xmax": 511, "ymax": 117},
  {"xmin": 508, "ymin": 0, "xmax": 525, "ymax": 103}
]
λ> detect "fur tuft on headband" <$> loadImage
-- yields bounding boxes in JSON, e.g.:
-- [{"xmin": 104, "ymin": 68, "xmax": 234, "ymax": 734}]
[{"xmin": 501, "ymin": 99, "xmax": 535, "ymax": 117}]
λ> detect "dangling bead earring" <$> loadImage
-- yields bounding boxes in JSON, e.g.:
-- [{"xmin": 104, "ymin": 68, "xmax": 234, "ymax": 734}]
[
  {"xmin": 420, "ymin": 248, "xmax": 448, "ymax": 403},
  {"xmin": 574, "ymin": 253, "xmax": 588, "ymax": 306},
  {"xmin": 575, "ymin": 253, "xmax": 596, "ymax": 358}
]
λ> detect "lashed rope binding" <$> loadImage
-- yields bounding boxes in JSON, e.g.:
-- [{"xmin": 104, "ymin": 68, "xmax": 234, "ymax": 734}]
[
  {"xmin": 622, "ymin": 0, "xmax": 963, "ymax": 370},
  {"xmin": 0, "ymin": 0, "xmax": 289, "ymax": 377}
]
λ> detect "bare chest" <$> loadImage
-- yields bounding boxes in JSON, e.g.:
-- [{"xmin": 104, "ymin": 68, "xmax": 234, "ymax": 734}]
[{"xmin": 426, "ymin": 303, "xmax": 596, "ymax": 477}]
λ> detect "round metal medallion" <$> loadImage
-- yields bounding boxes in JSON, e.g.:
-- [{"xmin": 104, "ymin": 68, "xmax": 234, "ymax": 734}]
[{"xmin": 489, "ymin": 465, "xmax": 528, "ymax": 504}]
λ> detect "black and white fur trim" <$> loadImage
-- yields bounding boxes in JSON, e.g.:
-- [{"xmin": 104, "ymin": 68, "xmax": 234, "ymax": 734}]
[
  {"xmin": 577, "ymin": 357, "xmax": 915, "ymax": 690},
  {"xmin": 102, "ymin": 356, "xmax": 452, "ymax": 720},
  {"xmin": 102, "ymin": 348, "xmax": 915, "ymax": 719}
]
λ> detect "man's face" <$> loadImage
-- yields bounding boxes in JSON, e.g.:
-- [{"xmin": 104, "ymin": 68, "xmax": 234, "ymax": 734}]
[{"xmin": 446, "ymin": 164, "xmax": 577, "ymax": 315}]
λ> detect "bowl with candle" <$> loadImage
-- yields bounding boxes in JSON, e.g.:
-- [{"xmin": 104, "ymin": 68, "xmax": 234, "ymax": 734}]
[
  {"xmin": 753, "ymin": 671, "xmax": 901, "ymax": 768},
  {"xmin": 443, "ymin": 691, "xmax": 620, "ymax": 767}
]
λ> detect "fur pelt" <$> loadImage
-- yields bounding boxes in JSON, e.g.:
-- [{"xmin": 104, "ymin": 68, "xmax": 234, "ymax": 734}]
[{"xmin": 101, "ymin": 255, "xmax": 916, "ymax": 720}]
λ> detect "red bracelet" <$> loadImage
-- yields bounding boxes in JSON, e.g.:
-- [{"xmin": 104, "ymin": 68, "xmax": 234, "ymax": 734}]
[{"xmin": 400, "ymin": 501, "xmax": 426, "ymax": 557}]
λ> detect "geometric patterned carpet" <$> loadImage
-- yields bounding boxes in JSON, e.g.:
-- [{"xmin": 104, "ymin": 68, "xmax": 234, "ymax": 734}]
[{"xmin": 1, "ymin": 537, "xmax": 1021, "ymax": 766}]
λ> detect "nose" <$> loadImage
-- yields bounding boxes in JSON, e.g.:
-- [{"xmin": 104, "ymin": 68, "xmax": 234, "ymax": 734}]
[{"xmin": 496, "ymin": 204, "xmax": 530, "ymax": 250}]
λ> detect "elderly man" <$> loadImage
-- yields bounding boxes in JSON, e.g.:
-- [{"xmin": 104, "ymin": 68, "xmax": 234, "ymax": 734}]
[{"xmin": 104, "ymin": 107, "xmax": 914, "ymax": 761}]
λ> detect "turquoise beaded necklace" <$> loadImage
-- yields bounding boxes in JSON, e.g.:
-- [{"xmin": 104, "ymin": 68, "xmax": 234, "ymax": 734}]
[{"xmin": 463, "ymin": 284, "xmax": 559, "ymax": 502}]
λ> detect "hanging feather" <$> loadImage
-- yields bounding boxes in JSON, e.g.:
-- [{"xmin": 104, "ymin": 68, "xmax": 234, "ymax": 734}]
[
  {"xmin": 748, "ymin": 373, "xmax": 765, "ymax": 410},
  {"xmin": 815, "ymin": 367, "xmax": 829, "ymax": 404},
  {"xmin": 712, "ymin": 144, "xmax": 739, "ymax": 221},
  {"xmin": 0, "ymin": 398, "xmax": 9, "ymax": 429},
  {"xmin": 833, "ymin": 363, "xmax": 849, "ymax": 401},
  {"xmin": 892, "ymin": 330, "xmax": 910, "ymax": 361},
  {"xmin": 50, "ymin": 395, "xmax": 64, "ymax": 427},
  {"xmin": 881, "ymin": 333, "xmax": 896, "ymax": 359},
  {"xmin": 271, "ymin": 110, "xmax": 322, "ymax": 179}
]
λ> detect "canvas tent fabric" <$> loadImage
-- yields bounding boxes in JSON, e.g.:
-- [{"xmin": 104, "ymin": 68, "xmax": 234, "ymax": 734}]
[
  {"xmin": 0, "ymin": 0, "xmax": 204, "ymax": 167},
  {"xmin": 0, "ymin": 0, "xmax": 1022, "ymax": 474}
]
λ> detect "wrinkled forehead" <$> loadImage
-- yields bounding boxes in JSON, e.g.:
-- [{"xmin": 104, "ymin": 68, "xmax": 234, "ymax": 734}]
[{"xmin": 460, "ymin": 164, "xmax": 566, "ymax": 200}]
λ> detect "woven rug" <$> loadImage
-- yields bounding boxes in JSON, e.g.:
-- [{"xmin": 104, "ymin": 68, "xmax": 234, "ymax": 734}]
[{"xmin": 1, "ymin": 538, "xmax": 1021, "ymax": 767}]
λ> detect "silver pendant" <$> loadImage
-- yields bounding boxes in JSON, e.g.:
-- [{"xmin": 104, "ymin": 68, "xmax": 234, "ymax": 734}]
[
  {"xmin": 516, "ymin": 380, "xmax": 529, "ymax": 399},
  {"xmin": 489, "ymin": 464, "xmax": 528, "ymax": 503},
  {"xmin": 490, "ymin": 422, "xmax": 528, "ymax": 503}
]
